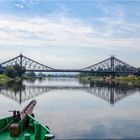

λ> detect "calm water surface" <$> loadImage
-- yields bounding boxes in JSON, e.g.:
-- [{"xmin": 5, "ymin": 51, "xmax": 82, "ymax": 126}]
[{"xmin": 0, "ymin": 78, "xmax": 140, "ymax": 139}]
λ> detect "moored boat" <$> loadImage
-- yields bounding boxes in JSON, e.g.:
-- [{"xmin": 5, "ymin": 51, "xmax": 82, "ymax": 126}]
[{"xmin": 0, "ymin": 100, "xmax": 55, "ymax": 140}]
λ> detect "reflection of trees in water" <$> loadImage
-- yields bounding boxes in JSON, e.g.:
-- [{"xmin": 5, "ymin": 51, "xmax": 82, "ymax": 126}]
[
  {"xmin": 6, "ymin": 81, "xmax": 25, "ymax": 92},
  {"xmin": 24, "ymin": 77, "xmax": 46, "ymax": 84},
  {"xmin": 0, "ymin": 81, "xmax": 25, "ymax": 104},
  {"xmin": 0, "ymin": 79, "xmax": 139, "ymax": 105}
]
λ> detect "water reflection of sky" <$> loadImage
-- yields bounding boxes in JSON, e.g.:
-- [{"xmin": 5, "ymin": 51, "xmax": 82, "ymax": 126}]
[
  {"xmin": 23, "ymin": 77, "xmax": 81, "ymax": 87},
  {"xmin": 0, "ymin": 78, "xmax": 140, "ymax": 139},
  {"xmin": 33, "ymin": 90, "xmax": 140, "ymax": 139}
]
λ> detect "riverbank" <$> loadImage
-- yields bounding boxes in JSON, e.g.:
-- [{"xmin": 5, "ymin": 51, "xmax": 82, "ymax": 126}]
[
  {"xmin": 0, "ymin": 74, "xmax": 45, "ymax": 84},
  {"xmin": 0, "ymin": 74, "xmax": 12, "ymax": 84},
  {"xmin": 79, "ymin": 75, "xmax": 140, "ymax": 84},
  {"xmin": 0, "ymin": 74, "xmax": 22, "ymax": 84},
  {"xmin": 115, "ymin": 76, "xmax": 140, "ymax": 86}
]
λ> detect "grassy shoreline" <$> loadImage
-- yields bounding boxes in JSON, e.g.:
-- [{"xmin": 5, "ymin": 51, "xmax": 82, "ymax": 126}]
[
  {"xmin": 0, "ymin": 74, "xmax": 43, "ymax": 84},
  {"xmin": 1, "ymin": 73, "xmax": 140, "ymax": 85},
  {"xmin": 0, "ymin": 74, "xmax": 12, "ymax": 84},
  {"xmin": 0, "ymin": 74, "xmax": 22, "ymax": 84}
]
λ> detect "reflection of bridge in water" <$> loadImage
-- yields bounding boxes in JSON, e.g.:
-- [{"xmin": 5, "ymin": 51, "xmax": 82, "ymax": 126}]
[
  {"xmin": 87, "ymin": 86, "xmax": 135, "ymax": 104},
  {"xmin": 87, "ymin": 81, "xmax": 138, "ymax": 104},
  {"xmin": 0, "ymin": 81, "xmax": 137, "ymax": 105},
  {"xmin": 0, "ymin": 86, "xmax": 87, "ymax": 104}
]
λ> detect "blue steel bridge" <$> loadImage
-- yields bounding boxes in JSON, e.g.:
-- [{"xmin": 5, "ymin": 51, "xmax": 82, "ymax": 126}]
[{"xmin": 0, "ymin": 54, "xmax": 138, "ymax": 76}]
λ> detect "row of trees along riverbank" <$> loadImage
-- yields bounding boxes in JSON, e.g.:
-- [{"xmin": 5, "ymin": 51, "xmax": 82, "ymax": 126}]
[
  {"xmin": 0, "ymin": 64, "xmax": 26, "ymax": 83},
  {"xmin": 78, "ymin": 69, "xmax": 140, "ymax": 83},
  {"xmin": 0, "ymin": 64, "xmax": 47, "ymax": 83}
]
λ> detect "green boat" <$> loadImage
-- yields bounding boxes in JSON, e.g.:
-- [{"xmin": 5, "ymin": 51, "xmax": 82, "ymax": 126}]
[{"xmin": 0, "ymin": 100, "xmax": 55, "ymax": 140}]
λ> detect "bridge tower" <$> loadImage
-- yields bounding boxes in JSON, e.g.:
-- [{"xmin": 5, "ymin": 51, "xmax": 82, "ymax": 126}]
[
  {"xmin": 20, "ymin": 53, "xmax": 23, "ymax": 67},
  {"xmin": 110, "ymin": 55, "xmax": 115, "ymax": 79}
]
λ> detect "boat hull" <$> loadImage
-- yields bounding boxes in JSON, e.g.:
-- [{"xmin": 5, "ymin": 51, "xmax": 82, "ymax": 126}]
[{"xmin": 0, "ymin": 115, "xmax": 54, "ymax": 140}]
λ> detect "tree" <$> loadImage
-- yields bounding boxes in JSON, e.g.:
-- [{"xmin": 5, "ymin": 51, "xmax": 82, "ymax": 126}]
[
  {"xmin": 137, "ymin": 68, "xmax": 140, "ymax": 76},
  {"xmin": 13, "ymin": 64, "xmax": 26, "ymax": 77},
  {"xmin": 5, "ymin": 66, "xmax": 17, "ymax": 78},
  {"xmin": 5, "ymin": 65, "xmax": 26, "ymax": 78},
  {"xmin": 0, "ymin": 65, "xmax": 4, "ymax": 74}
]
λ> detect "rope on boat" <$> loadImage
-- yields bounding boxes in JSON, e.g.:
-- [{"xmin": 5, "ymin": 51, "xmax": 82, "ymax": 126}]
[{"xmin": 0, "ymin": 119, "xmax": 14, "ymax": 133}]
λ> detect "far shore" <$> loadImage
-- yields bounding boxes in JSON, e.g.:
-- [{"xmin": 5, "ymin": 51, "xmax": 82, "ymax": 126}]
[
  {"xmin": 0, "ymin": 74, "xmax": 140, "ymax": 85},
  {"xmin": 78, "ymin": 75, "xmax": 140, "ymax": 84},
  {"xmin": 0, "ymin": 74, "xmax": 22, "ymax": 84}
]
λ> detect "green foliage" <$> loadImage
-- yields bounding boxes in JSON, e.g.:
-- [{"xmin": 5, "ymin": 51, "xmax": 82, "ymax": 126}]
[
  {"xmin": 0, "ymin": 74, "xmax": 12, "ymax": 84},
  {"xmin": 5, "ymin": 65, "xmax": 26, "ymax": 78},
  {"xmin": 137, "ymin": 68, "xmax": 140, "ymax": 76},
  {"xmin": 5, "ymin": 66, "xmax": 17, "ymax": 78},
  {"xmin": 0, "ymin": 65, "xmax": 4, "ymax": 74},
  {"xmin": 0, "ymin": 74, "xmax": 9, "ymax": 79},
  {"xmin": 136, "ymin": 76, "xmax": 140, "ymax": 81},
  {"xmin": 13, "ymin": 64, "xmax": 26, "ymax": 77}
]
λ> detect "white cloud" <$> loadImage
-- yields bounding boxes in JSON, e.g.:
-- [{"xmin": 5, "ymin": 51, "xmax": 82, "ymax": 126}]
[
  {"xmin": 0, "ymin": 15, "xmax": 139, "ymax": 50},
  {"xmin": 18, "ymin": 0, "xmax": 39, "ymax": 7},
  {"xmin": 15, "ymin": 4, "xmax": 24, "ymax": 9},
  {"xmin": 96, "ymin": 4, "xmax": 140, "ymax": 38},
  {"xmin": 0, "ymin": 11, "xmax": 140, "ymax": 67}
]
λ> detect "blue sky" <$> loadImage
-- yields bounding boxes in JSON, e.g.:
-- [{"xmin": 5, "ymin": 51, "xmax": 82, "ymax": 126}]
[{"xmin": 0, "ymin": 0, "xmax": 140, "ymax": 68}]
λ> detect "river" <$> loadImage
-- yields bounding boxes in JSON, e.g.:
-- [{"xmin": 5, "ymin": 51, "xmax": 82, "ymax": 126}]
[{"xmin": 0, "ymin": 78, "xmax": 140, "ymax": 139}]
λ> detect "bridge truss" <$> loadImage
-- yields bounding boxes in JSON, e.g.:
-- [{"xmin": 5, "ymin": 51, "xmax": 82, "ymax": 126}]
[
  {"xmin": 81, "ymin": 56, "xmax": 137, "ymax": 74},
  {"xmin": 0, "ymin": 54, "xmax": 55, "ymax": 71}
]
